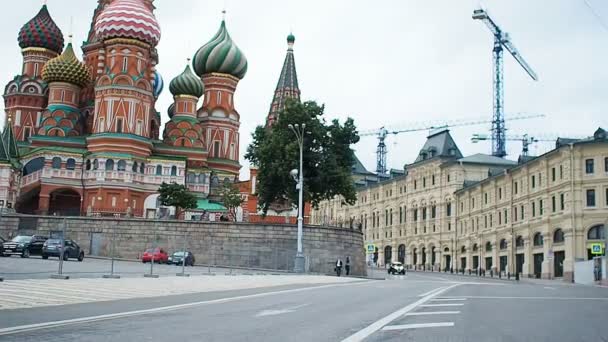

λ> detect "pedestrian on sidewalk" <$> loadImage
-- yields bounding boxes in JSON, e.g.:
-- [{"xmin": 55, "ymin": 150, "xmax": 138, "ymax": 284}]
[
  {"xmin": 345, "ymin": 257, "xmax": 351, "ymax": 276},
  {"xmin": 335, "ymin": 258, "xmax": 343, "ymax": 277}
]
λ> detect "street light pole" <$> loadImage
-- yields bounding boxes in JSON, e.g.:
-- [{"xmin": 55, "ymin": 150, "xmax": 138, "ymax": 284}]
[{"xmin": 288, "ymin": 123, "xmax": 306, "ymax": 273}]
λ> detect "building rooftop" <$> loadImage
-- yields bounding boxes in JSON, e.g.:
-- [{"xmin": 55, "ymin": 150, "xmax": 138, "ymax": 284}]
[{"xmin": 414, "ymin": 129, "xmax": 463, "ymax": 163}]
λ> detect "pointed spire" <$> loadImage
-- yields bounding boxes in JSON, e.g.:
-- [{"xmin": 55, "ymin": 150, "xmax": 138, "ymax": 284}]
[
  {"xmin": 2, "ymin": 117, "xmax": 19, "ymax": 159},
  {"xmin": 266, "ymin": 32, "xmax": 301, "ymax": 127}
]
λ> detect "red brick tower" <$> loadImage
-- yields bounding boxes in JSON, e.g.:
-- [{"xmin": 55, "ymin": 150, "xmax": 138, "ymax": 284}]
[
  {"xmin": 192, "ymin": 19, "xmax": 248, "ymax": 178},
  {"xmin": 3, "ymin": 4, "xmax": 64, "ymax": 141},
  {"xmin": 88, "ymin": 0, "xmax": 161, "ymax": 157}
]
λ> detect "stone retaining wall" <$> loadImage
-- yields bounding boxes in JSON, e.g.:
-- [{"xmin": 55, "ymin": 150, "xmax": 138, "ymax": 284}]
[{"xmin": 0, "ymin": 214, "xmax": 366, "ymax": 276}]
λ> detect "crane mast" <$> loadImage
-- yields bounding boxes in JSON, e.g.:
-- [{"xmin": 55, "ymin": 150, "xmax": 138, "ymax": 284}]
[{"xmin": 473, "ymin": 8, "xmax": 538, "ymax": 158}]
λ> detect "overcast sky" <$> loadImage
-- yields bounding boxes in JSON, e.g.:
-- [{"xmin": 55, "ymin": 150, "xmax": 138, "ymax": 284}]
[{"xmin": 1, "ymin": 0, "xmax": 607, "ymax": 179}]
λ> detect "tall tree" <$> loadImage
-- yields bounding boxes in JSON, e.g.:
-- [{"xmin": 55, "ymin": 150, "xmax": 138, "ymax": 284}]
[
  {"xmin": 158, "ymin": 182, "xmax": 197, "ymax": 219},
  {"xmin": 245, "ymin": 99, "xmax": 359, "ymax": 214},
  {"xmin": 219, "ymin": 182, "xmax": 244, "ymax": 221}
]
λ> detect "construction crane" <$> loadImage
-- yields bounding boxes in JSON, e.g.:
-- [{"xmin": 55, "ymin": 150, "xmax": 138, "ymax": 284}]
[
  {"xmin": 360, "ymin": 113, "xmax": 545, "ymax": 174},
  {"xmin": 471, "ymin": 133, "xmax": 554, "ymax": 157},
  {"xmin": 473, "ymin": 8, "xmax": 538, "ymax": 158}
]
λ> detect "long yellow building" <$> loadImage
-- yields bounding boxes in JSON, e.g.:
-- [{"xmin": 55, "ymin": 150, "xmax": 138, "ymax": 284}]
[{"xmin": 312, "ymin": 128, "xmax": 608, "ymax": 282}]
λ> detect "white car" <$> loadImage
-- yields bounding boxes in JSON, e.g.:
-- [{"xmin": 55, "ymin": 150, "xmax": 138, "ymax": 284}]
[{"xmin": 388, "ymin": 262, "xmax": 405, "ymax": 275}]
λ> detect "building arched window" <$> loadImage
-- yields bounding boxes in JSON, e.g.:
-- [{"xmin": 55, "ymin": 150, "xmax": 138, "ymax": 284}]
[
  {"xmin": 461, "ymin": 246, "xmax": 466, "ymax": 253},
  {"xmin": 200, "ymin": 173, "xmax": 207, "ymax": 183},
  {"xmin": 472, "ymin": 243, "xmax": 478, "ymax": 252},
  {"xmin": 170, "ymin": 165, "xmax": 177, "ymax": 176},
  {"xmin": 155, "ymin": 165, "xmax": 162, "ymax": 175},
  {"xmin": 485, "ymin": 241, "xmax": 492, "ymax": 252},
  {"xmin": 140, "ymin": 163, "xmax": 145, "ymax": 174},
  {"xmin": 516, "ymin": 236, "xmax": 524, "ymax": 248},
  {"xmin": 500, "ymin": 239, "xmax": 507, "ymax": 250},
  {"xmin": 93, "ymin": 159, "xmax": 99, "ymax": 170},
  {"xmin": 66, "ymin": 158, "xmax": 76, "ymax": 170},
  {"xmin": 588, "ymin": 225, "xmax": 605, "ymax": 240},
  {"xmin": 105, "ymin": 159, "xmax": 114, "ymax": 171},
  {"xmin": 553, "ymin": 229, "xmax": 565, "ymax": 243},
  {"xmin": 51, "ymin": 157, "xmax": 62, "ymax": 169},
  {"xmin": 533, "ymin": 232, "xmax": 544, "ymax": 246},
  {"xmin": 117, "ymin": 160, "xmax": 126, "ymax": 171},
  {"xmin": 85, "ymin": 159, "xmax": 91, "ymax": 170},
  {"xmin": 132, "ymin": 162, "xmax": 138, "ymax": 172},
  {"xmin": 187, "ymin": 173, "xmax": 195, "ymax": 183},
  {"xmin": 22, "ymin": 157, "xmax": 45, "ymax": 176}
]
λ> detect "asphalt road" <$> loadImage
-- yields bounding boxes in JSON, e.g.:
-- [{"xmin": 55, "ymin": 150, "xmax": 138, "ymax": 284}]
[
  {"xmin": 1, "ymin": 272, "xmax": 607, "ymax": 341},
  {"xmin": 0, "ymin": 255, "xmax": 268, "ymax": 280}
]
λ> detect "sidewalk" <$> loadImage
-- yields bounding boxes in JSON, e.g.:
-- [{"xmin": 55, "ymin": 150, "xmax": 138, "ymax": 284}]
[{"xmin": 0, "ymin": 274, "xmax": 364, "ymax": 310}]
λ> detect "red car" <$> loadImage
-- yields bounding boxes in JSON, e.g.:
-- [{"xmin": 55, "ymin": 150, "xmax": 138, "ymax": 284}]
[{"xmin": 141, "ymin": 247, "xmax": 168, "ymax": 263}]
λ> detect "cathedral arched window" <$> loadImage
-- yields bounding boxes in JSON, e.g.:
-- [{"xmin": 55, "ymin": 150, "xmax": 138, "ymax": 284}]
[
  {"xmin": 117, "ymin": 160, "xmax": 126, "ymax": 171},
  {"xmin": 51, "ymin": 157, "xmax": 61, "ymax": 169},
  {"xmin": 93, "ymin": 159, "xmax": 99, "ymax": 170},
  {"xmin": 132, "ymin": 162, "xmax": 138, "ymax": 172},
  {"xmin": 187, "ymin": 173, "xmax": 195, "ymax": 183},
  {"xmin": 155, "ymin": 165, "xmax": 162, "ymax": 175},
  {"xmin": 66, "ymin": 158, "xmax": 76, "ymax": 170},
  {"xmin": 105, "ymin": 159, "xmax": 115, "ymax": 171},
  {"xmin": 170, "ymin": 166, "xmax": 177, "ymax": 176},
  {"xmin": 85, "ymin": 160, "xmax": 91, "ymax": 171},
  {"xmin": 140, "ymin": 163, "xmax": 145, "ymax": 174}
]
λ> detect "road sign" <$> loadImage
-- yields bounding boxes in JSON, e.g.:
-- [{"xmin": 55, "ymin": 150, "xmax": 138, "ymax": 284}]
[
  {"xmin": 591, "ymin": 243, "xmax": 603, "ymax": 255},
  {"xmin": 366, "ymin": 244, "xmax": 376, "ymax": 254}
]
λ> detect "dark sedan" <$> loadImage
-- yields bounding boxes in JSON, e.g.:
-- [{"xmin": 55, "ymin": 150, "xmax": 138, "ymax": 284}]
[
  {"xmin": 167, "ymin": 251, "xmax": 195, "ymax": 266},
  {"xmin": 42, "ymin": 239, "xmax": 85, "ymax": 261},
  {"xmin": 2, "ymin": 235, "xmax": 47, "ymax": 257},
  {"xmin": 0, "ymin": 236, "xmax": 5, "ymax": 256}
]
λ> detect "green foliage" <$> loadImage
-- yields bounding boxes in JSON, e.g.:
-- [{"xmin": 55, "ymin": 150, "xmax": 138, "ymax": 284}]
[
  {"xmin": 219, "ymin": 182, "xmax": 244, "ymax": 221},
  {"xmin": 158, "ymin": 182, "xmax": 197, "ymax": 218},
  {"xmin": 245, "ymin": 99, "xmax": 359, "ymax": 214}
]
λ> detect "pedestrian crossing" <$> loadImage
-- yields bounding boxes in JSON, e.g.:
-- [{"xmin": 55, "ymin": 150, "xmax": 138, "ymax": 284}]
[
  {"xmin": 381, "ymin": 296, "xmax": 466, "ymax": 332},
  {"xmin": 0, "ymin": 275, "xmax": 358, "ymax": 310}
]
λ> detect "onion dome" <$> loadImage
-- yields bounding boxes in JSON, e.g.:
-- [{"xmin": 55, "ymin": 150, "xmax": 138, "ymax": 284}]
[
  {"xmin": 167, "ymin": 103, "xmax": 175, "ymax": 118},
  {"xmin": 18, "ymin": 5, "xmax": 64, "ymax": 54},
  {"xmin": 169, "ymin": 65, "xmax": 204, "ymax": 98},
  {"xmin": 153, "ymin": 71, "xmax": 164, "ymax": 98},
  {"xmin": 42, "ymin": 43, "xmax": 91, "ymax": 88},
  {"xmin": 94, "ymin": 0, "xmax": 161, "ymax": 46},
  {"xmin": 192, "ymin": 20, "xmax": 247, "ymax": 79}
]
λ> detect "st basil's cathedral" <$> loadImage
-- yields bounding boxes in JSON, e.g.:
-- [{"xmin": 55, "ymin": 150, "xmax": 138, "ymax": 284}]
[{"xmin": 0, "ymin": 0, "xmax": 300, "ymax": 220}]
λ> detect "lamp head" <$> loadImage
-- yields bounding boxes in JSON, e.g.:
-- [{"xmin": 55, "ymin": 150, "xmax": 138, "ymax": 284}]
[{"xmin": 290, "ymin": 168, "xmax": 299, "ymax": 181}]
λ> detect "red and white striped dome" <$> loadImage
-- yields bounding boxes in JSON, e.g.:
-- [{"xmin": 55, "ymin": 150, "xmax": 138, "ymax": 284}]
[{"xmin": 94, "ymin": 0, "xmax": 161, "ymax": 46}]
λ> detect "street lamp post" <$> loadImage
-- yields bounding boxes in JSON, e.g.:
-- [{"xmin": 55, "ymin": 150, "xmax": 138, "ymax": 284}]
[{"xmin": 288, "ymin": 123, "xmax": 306, "ymax": 273}]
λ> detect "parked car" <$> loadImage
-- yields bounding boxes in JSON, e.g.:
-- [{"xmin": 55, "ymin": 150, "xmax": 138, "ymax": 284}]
[
  {"xmin": 141, "ymin": 248, "xmax": 168, "ymax": 263},
  {"xmin": 168, "ymin": 251, "xmax": 195, "ymax": 266},
  {"xmin": 2, "ymin": 235, "xmax": 47, "ymax": 258},
  {"xmin": 388, "ymin": 262, "xmax": 406, "ymax": 275},
  {"xmin": 42, "ymin": 239, "xmax": 84, "ymax": 261},
  {"xmin": 0, "ymin": 236, "xmax": 6, "ymax": 256}
]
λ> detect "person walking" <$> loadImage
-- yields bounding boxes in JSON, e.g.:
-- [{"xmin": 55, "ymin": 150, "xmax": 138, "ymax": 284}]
[
  {"xmin": 345, "ymin": 257, "xmax": 351, "ymax": 276},
  {"xmin": 335, "ymin": 258, "xmax": 343, "ymax": 277}
]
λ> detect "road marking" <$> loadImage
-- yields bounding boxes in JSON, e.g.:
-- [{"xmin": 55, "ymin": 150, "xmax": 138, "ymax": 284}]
[
  {"xmin": 418, "ymin": 286, "xmax": 446, "ymax": 297},
  {"xmin": 544, "ymin": 286, "xmax": 556, "ymax": 290},
  {"xmin": 340, "ymin": 284, "xmax": 460, "ymax": 342},
  {"xmin": 0, "ymin": 281, "xmax": 370, "ymax": 336},
  {"xmin": 421, "ymin": 303, "xmax": 464, "ymax": 307},
  {"xmin": 382, "ymin": 322, "xmax": 454, "ymax": 331},
  {"xmin": 431, "ymin": 298, "xmax": 467, "ymax": 301},
  {"xmin": 441, "ymin": 296, "xmax": 608, "ymax": 300},
  {"xmin": 412, "ymin": 274, "xmax": 450, "ymax": 281},
  {"xmin": 255, "ymin": 304, "xmax": 309, "ymax": 317},
  {"xmin": 405, "ymin": 311, "xmax": 460, "ymax": 316}
]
